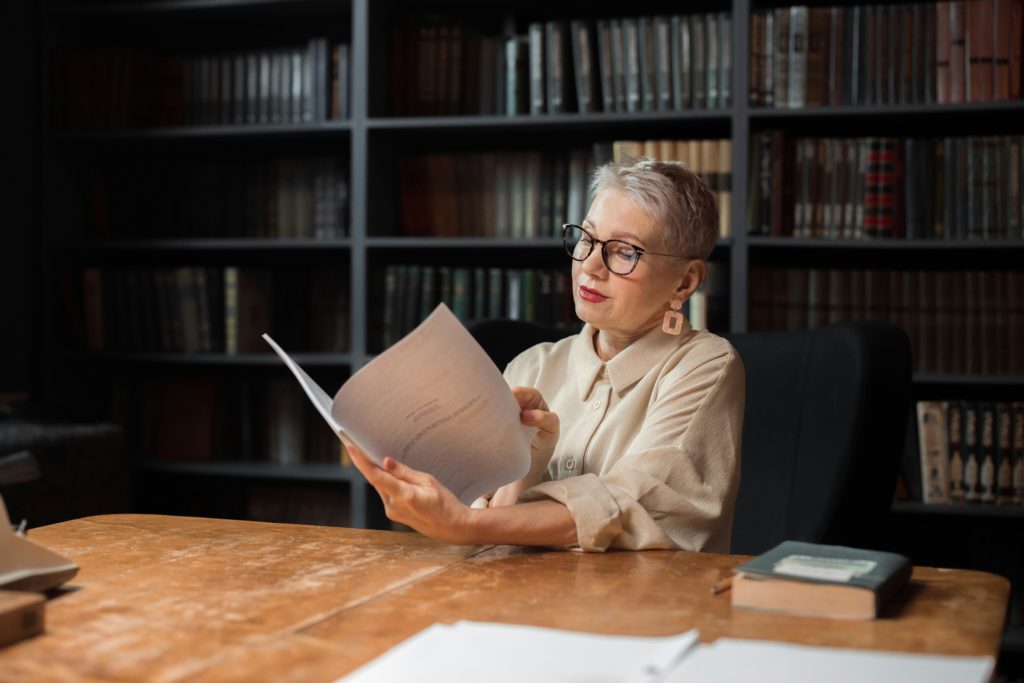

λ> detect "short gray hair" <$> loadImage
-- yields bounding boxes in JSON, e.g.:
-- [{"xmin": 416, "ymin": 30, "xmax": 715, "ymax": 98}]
[{"xmin": 589, "ymin": 158, "xmax": 718, "ymax": 260}]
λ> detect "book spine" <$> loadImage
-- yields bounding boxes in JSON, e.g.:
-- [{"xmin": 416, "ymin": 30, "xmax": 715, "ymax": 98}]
[
  {"xmin": 610, "ymin": 20, "xmax": 627, "ymax": 112},
  {"xmin": 774, "ymin": 8, "xmax": 790, "ymax": 107},
  {"xmin": 596, "ymin": 21, "xmax": 615, "ymax": 112},
  {"xmin": 967, "ymin": 0, "xmax": 995, "ymax": 101},
  {"xmin": 964, "ymin": 403, "xmax": 981, "ymax": 502},
  {"xmin": 750, "ymin": 12, "xmax": 763, "ymax": 106},
  {"xmin": 917, "ymin": 401, "xmax": 951, "ymax": 503},
  {"xmin": 1011, "ymin": 0, "xmax": 1024, "ymax": 99},
  {"xmin": 950, "ymin": 1, "xmax": 968, "ymax": 102},
  {"xmin": 720, "ymin": 13, "xmax": 732, "ymax": 107},
  {"xmin": 224, "ymin": 266, "xmax": 238, "ymax": 355},
  {"xmin": 639, "ymin": 17, "xmax": 657, "ymax": 111},
  {"xmin": 623, "ymin": 19, "xmax": 642, "ymax": 112},
  {"xmin": 692, "ymin": 15, "xmax": 707, "ymax": 108},
  {"xmin": 764, "ymin": 11, "xmax": 775, "ymax": 106},
  {"xmin": 788, "ymin": 6, "xmax": 808, "ymax": 108},
  {"xmin": 571, "ymin": 20, "xmax": 596, "ymax": 113},
  {"xmin": 994, "ymin": 0, "xmax": 1013, "ymax": 99},
  {"xmin": 545, "ymin": 21, "xmax": 566, "ymax": 114},
  {"xmin": 706, "ymin": 14, "xmax": 719, "ymax": 109},
  {"xmin": 979, "ymin": 403, "xmax": 997, "ymax": 503},
  {"xmin": 996, "ymin": 404, "xmax": 1015, "ymax": 505},
  {"xmin": 654, "ymin": 16, "xmax": 673, "ymax": 111},
  {"xmin": 528, "ymin": 23, "xmax": 545, "ymax": 114},
  {"xmin": 947, "ymin": 401, "xmax": 966, "ymax": 502},
  {"xmin": 1013, "ymin": 402, "xmax": 1024, "ymax": 506}
]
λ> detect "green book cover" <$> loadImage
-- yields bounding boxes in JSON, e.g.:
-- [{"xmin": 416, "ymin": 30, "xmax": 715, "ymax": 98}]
[{"xmin": 735, "ymin": 541, "xmax": 912, "ymax": 596}]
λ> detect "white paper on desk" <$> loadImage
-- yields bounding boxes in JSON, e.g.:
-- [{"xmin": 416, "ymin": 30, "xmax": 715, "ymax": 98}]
[
  {"xmin": 264, "ymin": 304, "xmax": 534, "ymax": 504},
  {"xmin": 665, "ymin": 637, "xmax": 995, "ymax": 683},
  {"xmin": 335, "ymin": 621, "xmax": 700, "ymax": 683}
]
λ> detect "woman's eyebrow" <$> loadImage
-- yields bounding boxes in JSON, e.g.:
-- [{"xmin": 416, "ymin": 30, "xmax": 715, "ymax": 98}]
[
  {"xmin": 610, "ymin": 230, "xmax": 645, "ymax": 244},
  {"xmin": 583, "ymin": 219, "xmax": 645, "ymax": 245}
]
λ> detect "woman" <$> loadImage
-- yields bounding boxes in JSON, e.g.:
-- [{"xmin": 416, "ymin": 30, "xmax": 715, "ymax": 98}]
[{"xmin": 350, "ymin": 158, "xmax": 744, "ymax": 552}]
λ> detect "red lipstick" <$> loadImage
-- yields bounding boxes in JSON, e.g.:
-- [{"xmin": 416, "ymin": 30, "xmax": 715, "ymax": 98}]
[{"xmin": 579, "ymin": 285, "xmax": 607, "ymax": 303}]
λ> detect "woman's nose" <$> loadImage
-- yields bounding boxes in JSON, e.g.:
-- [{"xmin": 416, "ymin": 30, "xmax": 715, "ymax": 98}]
[{"xmin": 581, "ymin": 244, "xmax": 607, "ymax": 276}]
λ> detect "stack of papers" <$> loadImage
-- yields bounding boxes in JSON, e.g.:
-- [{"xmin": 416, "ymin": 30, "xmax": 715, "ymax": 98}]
[
  {"xmin": 336, "ymin": 621, "xmax": 699, "ymax": 683},
  {"xmin": 335, "ymin": 620, "xmax": 994, "ymax": 683}
]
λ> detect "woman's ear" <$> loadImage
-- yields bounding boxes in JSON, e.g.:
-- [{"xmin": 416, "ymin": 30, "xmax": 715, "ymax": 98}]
[{"xmin": 674, "ymin": 260, "xmax": 706, "ymax": 301}]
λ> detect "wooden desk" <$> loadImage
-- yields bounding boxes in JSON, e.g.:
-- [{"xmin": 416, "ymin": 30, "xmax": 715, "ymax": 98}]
[{"xmin": 0, "ymin": 515, "xmax": 1009, "ymax": 683}]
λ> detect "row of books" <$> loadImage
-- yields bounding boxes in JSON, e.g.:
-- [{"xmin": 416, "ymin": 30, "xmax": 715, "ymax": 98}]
[
  {"xmin": 748, "ymin": 132, "xmax": 1024, "ymax": 240},
  {"xmin": 389, "ymin": 13, "xmax": 732, "ymax": 116},
  {"xmin": 135, "ymin": 374, "xmax": 345, "ymax": 465},
  {"xmin": 376, "ymin": 265, "xmax": 576, "ymax": 349},
  {"xmin": 613, "ymin": 138, "xmax": 733, "ymax": 238},
  {"xmin": 398, "ymin": 147, "xmax": 606, "ymax": 239},
  {"xmin": 749, "ymin": 1, "xmax": 1023, "ymax": 108},
  {"xmin": 749, "ymin": 268, "xmax": 1024, "ymax": 375},
  {"xmin": 914, "ymin": 401, "xmax": 1023, "ymax": 507},
  {"xmin": 74, "ymin": 267, "xmax": 349, "ymax": 354},
  {"xmin": 55, "ymin": 40, "xmax": 349, "ymax": 130},
  {"xmin": 375, "ymin": 262, "xmax": 729, "ymax": 349},
  {"xmin": 397, "ymin": 139, "xmax": 732, "ymax": 239},
  {"xmin": 89, "ymin": 158, "xmax": 349, "ymax": 240}
]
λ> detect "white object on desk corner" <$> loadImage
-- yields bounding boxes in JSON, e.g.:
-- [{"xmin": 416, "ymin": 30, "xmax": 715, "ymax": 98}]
[{"xmin": 0, "ymin": 493, "xmax": 79, "ymax": 592}]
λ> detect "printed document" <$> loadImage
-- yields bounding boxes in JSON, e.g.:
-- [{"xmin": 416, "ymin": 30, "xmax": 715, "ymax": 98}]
[{"xmin": 265, "ymin": 304, "xmax": 534, "ymax": 504}]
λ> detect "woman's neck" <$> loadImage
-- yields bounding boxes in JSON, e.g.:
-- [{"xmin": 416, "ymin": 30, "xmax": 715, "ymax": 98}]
[{"xmin": 593, "ymin": 320, "xmax": 659, "ymax": 362}]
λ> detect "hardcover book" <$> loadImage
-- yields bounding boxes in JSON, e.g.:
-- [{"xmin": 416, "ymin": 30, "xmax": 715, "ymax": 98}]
[
  {"xmin": 732, "ymin": 540, "xmax": 913, "ymax": 620},
  {"xmin": 917, "ymin": 401, "xmax": 950, "ymax": 504}
]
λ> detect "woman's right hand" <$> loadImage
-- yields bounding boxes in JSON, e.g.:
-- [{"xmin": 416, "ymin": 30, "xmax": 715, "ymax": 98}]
[{"xmin": 490, "ymin": 387, "xmax": 559, "ymax": 507}]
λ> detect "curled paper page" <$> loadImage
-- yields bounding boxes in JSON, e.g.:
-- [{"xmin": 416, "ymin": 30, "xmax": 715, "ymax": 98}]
[{"xmin": 264, "ymin": 304, "xmax": 534, "ymax": 504}]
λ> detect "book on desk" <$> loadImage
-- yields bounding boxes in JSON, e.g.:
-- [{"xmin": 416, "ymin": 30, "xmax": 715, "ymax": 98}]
[{"xmin": 730, "ymin": 540, "xmax": 913, "ymax": 620}]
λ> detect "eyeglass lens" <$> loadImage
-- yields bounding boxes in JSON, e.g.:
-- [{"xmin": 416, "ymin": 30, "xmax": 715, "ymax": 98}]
[{"xmin": 563, "ymin": 225, "xmax": 639, "ymax": 275}]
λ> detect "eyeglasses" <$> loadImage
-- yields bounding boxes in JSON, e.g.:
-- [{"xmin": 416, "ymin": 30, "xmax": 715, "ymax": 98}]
[{"xmin": 561, "ymin": 224, "xmax": 695, "ymax": 276}]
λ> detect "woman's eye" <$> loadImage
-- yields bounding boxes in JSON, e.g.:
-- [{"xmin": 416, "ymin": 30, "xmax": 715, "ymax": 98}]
[{"xmin": 612, "ymin": 245, "xmax": 636, "ymax": 260}]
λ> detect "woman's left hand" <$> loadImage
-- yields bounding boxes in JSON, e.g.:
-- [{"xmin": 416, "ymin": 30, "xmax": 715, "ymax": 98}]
[{"xmin": 347, "ymin": 445, "xmax": 476, "ymax": 545}]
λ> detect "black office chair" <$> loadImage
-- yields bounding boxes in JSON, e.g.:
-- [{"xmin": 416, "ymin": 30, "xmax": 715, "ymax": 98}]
[{"xmin": 726, "ymin": 321, "xmax": 912, "ymax": 555}]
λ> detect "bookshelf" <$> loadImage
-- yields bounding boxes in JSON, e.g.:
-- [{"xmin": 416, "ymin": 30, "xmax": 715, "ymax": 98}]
[{"xmin": 36, "ymin": 0, "xmax": 1023, "ymax": 631}]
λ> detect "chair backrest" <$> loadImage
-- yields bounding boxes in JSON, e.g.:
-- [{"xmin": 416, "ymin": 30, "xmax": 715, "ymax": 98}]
[
  {"xmin": 725, "ymin": 322, "xmax": 912, "ymax": 555},
  {"xmin": 466, "ymin": 319, "xmax": 572, "ymax": 372}
]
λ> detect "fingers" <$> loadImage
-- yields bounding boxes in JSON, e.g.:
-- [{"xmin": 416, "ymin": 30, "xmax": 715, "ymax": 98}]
[
  {"xmin": 512, "ymin": 386, "xmax": 548, "ymax": 411},
  {"xmin": 381, "ymin": 457, "xmax": 435, "ymax": 486},
  {"xmin": 521, "ymin": 408, "xmax": 558, "ymax": 435},
  {"xmin": 348, "ymin": 446, "xmax": 406, "ymax": 500}
]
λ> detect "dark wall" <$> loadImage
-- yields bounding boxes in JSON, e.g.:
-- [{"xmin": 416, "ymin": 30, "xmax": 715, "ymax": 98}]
[{"xmin": 0, "ymin": 0, "xmax": 39, "ymax": 399}]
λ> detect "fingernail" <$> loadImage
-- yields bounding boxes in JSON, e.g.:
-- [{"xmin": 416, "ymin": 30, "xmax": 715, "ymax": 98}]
[{"xmin": 523, "ymin": 413, "xmax": 534, "ymax": 421}]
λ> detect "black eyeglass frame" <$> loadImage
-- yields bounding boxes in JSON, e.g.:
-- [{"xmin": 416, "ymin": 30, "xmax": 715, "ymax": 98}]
[{"xmin": 561, "ymin": 223, "xmax": 699, "ymax": 276}]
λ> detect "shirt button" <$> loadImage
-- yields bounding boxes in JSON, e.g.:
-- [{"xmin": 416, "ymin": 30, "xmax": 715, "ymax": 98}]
[
  {"xmin": 565, "ymin": 459, "xmax": 576, "ymax": 470},
  {"xmin": 592, "ymin": 400, "xmax": 601, "ymax": 410}
]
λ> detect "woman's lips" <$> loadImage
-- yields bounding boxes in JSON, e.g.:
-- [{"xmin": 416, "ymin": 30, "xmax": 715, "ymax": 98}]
[{"xmin": 578, "ymin": 285, "xmax": 608, "ymax": 303}]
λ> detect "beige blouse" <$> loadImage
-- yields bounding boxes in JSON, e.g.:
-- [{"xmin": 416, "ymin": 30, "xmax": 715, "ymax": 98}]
[{"xmin": 503, "ymin": 317, "xmax": 744, "ymax": 553}]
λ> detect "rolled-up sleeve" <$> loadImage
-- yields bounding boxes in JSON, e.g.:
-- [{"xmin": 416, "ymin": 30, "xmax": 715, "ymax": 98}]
[{"xmin": 520, "ymin": 346, "xmax": 744, "ymax": 552}]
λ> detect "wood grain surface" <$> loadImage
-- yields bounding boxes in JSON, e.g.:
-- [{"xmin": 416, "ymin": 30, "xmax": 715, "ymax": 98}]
[{"xmin": 0, "ymin": 515, "xmax": 1009, "ymax": 683}]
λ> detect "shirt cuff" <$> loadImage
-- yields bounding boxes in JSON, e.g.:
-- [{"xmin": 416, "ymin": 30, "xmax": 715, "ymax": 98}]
[{"xmin": 520, "ymin": 474, "xmax": 622, "ymax": 552}]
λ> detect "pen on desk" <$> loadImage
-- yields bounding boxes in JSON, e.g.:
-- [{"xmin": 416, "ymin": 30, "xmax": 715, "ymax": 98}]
[{"xmin": 710, "ymin": 575, "xmax": 733, "ymax": 595}]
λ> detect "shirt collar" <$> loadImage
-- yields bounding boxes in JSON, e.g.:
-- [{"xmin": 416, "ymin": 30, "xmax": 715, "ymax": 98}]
[{"xmin": 569, "ymin": 318, "xmax": 695, "ymax": 400}]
